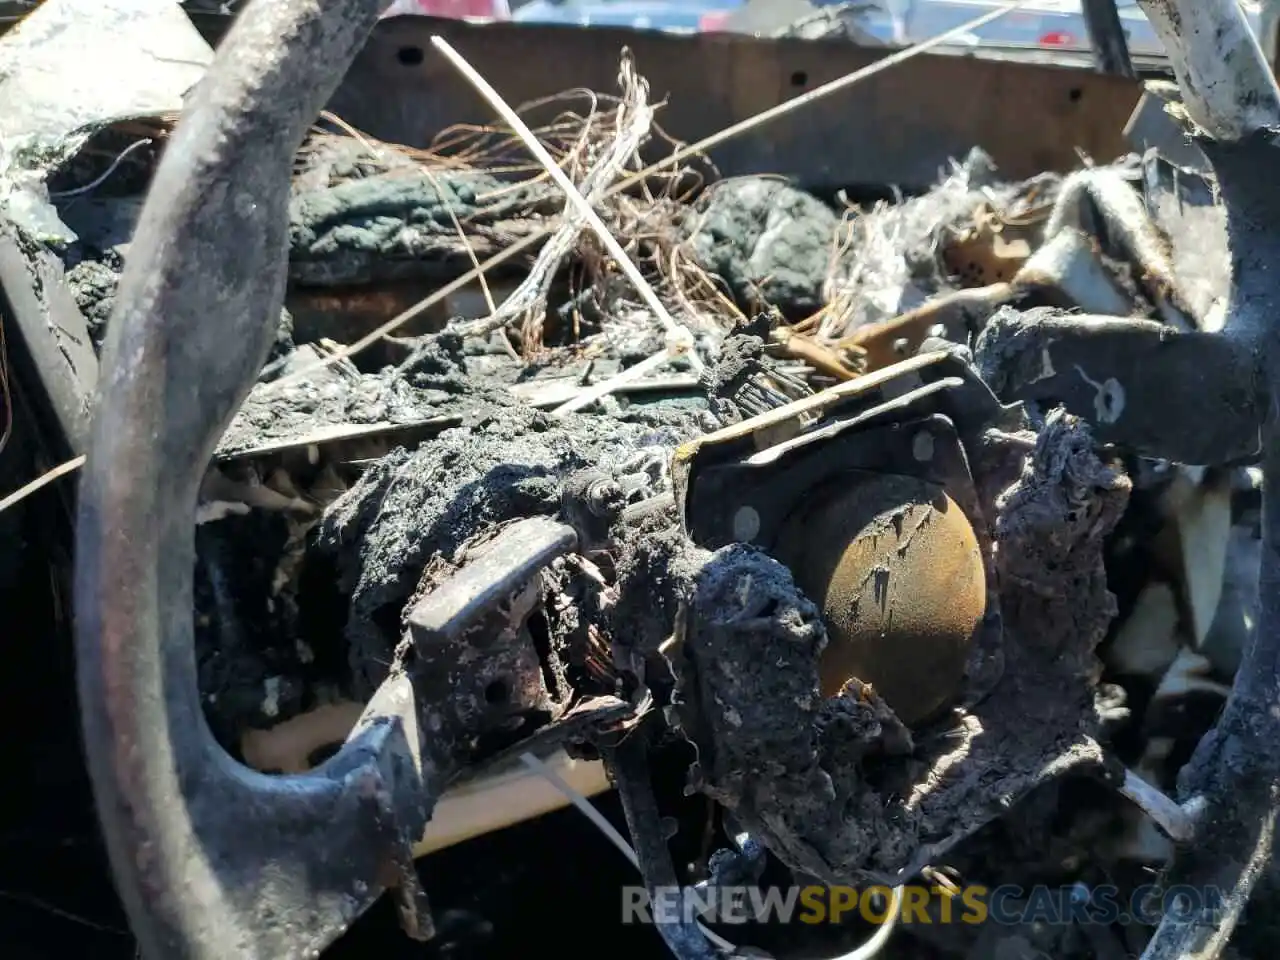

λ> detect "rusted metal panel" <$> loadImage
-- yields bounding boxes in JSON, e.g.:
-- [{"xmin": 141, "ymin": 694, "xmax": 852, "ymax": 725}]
[{"xmin": 317, "ymin": 17, "xmax": 1142, "ymax": 191}]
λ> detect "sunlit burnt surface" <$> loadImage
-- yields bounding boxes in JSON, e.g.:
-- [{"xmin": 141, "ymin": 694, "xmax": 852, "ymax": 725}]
[
  {"xmin": 669, "ymin": 350, "xmax": 1128, "ymax": 887},
  {"xmin": 30, "ymin": 2, "xmax": 1257, "ymax": 958},
  {"xmin": 775, "ymin": 473, "xmax": 986, "ymax": 726}
]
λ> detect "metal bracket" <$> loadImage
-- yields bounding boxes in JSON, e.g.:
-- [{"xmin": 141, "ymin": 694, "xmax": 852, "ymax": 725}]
[
  {"xmin": 674, "ymin": 346, "xmax": 1016, "ymax": 722},
  {"xmin": 675, "ymin": 348, "xmax": 1012, "ymax": 547}
]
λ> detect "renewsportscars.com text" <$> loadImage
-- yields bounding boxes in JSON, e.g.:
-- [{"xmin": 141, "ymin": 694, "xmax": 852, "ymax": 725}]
[{"xmin": 621, "ymin": 883, "xmax": 1228, "ymax": 928}]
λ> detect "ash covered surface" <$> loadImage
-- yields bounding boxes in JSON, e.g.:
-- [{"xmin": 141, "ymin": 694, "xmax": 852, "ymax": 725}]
[
  {"xmin": 63, "ymin": 242, "xmax": 295, "ymax": 364},
  {"xmin": 52, "ymin": 193, "xmax": 309, "ymax": 487},
  {"xmin": 215, "ymin": 333, "xmax": 478, "ymax": 458},
  {"xmin": 669, "ymin": 411, "xmax": 1126, "ymax": 885},
  {"xmin": 684, "ymin": 178, "xmax": 839, "ymax": 317},
  {"xmin": 64, "ymin": 258, "xmax": 118, "ymax": 351},
  {"xmin": 9, "ymin": 48, "xmax": 1261, "ymax": 960},
  {"xmin": 827, "ymin": 150, "xmax": 1060, "ymax": 333},
  {"xmin": 194, "ymin": 508, "xmax": 312, "ymax": 742},
  {"xmin": 315, "ymin": 391, "xmax": 704, "ymax": 694},
  {"xmin": 288, "ymin": 167, "xmax": 558, "ymax": 287}
]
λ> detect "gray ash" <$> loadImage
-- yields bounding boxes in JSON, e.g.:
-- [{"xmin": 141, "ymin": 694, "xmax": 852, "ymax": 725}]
[
  {"xmin": 685, "ymin": 178, "xmax": 839, "ymax": 318},
  {"xmin": 288, "ymin": 169, "xmax": 557, "ymax": 287},
  {"xmin": 312, "ymin": 395, "xmax": 703, "ymax": 695},
  {"xmin": 65, "ymin": 252, "xmax": 295, "ymax": 365}
]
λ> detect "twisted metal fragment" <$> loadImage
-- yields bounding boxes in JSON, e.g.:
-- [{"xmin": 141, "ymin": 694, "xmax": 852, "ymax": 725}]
[{"xmin": 978, "ymin": 2, "xmax": 1280, "ymax": 956}]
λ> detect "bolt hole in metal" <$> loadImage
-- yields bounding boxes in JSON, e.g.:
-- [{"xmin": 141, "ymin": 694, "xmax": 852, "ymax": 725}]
[
  {"xmin": 397, "ymin": 45, "xmax": 425, "ymax": 66},
  {"xmin": 484, "ymin": 678, "xmax": 510, "ymax": 704},
  {"xmin": 790, "ymin": 69, "xmax": 808, "ymax": 87}
]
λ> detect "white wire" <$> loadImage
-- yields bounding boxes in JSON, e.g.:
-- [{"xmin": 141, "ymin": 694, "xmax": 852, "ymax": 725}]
[
  {"xmin": 519, "ymin": 752, "xmax": 736, "ymax": 950},
  {"xmin": 520, "ymin": 752, "xmax": 639, "ymax": 868},
  {"xmin": 49, "ymin": 138, "xmax": 153, "ymax": 199},
  {"xmin": 520, "ymin": 752, "xmax": 902, "ymax": 958},
  {"xmin": 432, "ymin": 35, "xmax": 704, "ymax": 375}
]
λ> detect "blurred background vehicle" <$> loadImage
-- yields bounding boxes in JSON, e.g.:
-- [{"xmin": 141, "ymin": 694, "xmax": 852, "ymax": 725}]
[
  {"xmin": 501, "ymin": 0, "xmax": 1266, "ymax": 69},
  {"xmin": 511, "ymin": 0, "xmax": 739, "ymax": 33},
  {"xmin": 370, "ymin": 0, "xmax": 1273, "ymax": 74},
  {"xmin": 849, "ymin": 0, "xmax": 1263, "ymax": 55},
  {"xmin": 381, "ymin": 0, "xmax": 512, "ymax": 21},
  {"xmin": 714, "ymin": 0, "xmax": 1264, "ymax": 54}
]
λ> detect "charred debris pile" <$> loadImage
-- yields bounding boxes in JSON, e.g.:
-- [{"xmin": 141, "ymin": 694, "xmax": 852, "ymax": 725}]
[{"xmin": 8, "ymin": 30, "xmax": 1272, "ymax": 960}]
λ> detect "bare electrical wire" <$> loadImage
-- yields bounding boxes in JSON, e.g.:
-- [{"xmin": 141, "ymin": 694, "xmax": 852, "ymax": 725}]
[
  {"xmin": 0, "ymin": 454, "xmax": 85, "ymax": 516},
  {"xmin": 49, "ymin": 139, "xmax": 154, "ymax": 200},
  {"xmin": 521, "ymin": 752, "xmax": 904, "ymax": 959},
  {"xmin": 430, "ymin": 35, "xmax": 704, "ymax": 374},
  {"xmin": 262, "ymin": 0, "xmax": 1034, "ymax": 391}
]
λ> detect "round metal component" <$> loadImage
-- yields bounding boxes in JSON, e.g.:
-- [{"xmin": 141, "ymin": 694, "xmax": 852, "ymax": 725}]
[{"xmin": 774, "ymin": 473, "xmax": 986, "ymax": 726}]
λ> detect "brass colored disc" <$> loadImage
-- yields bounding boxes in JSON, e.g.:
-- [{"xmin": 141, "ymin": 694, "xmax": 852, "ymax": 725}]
[{"xmin": 774, "ymin": 473, "xmax": 986, "ymax": 726}]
